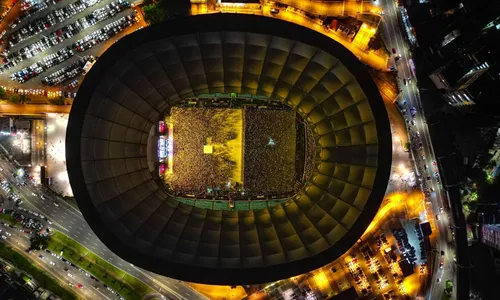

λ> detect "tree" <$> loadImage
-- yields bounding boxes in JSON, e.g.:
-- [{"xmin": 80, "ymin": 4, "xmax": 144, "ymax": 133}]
[
  {"xmin": 486, "ymin": 160, "xmax": 497, "ymax": 169},
  {"xmin": 19, "ymin": 94, "xmax": 30, "ymax": 104},
  {"xmin": 29, "ymin": 235, "xmax": 50, "ymax": 251},
  {"xmin": 142, "ymin": 0, "xmax": 190, "ymax": 24},
  {"xmin": 161, "ymin": 0, "xmax": 190, "ymax": 18},
  {"xmin": 8, "ymin": 94, "xmax": 20, "ymax": 104},
  {"xmin": 49, "ymin": 96, "xmax": 65, "ymax": 105},
  {"xmin": 403, "ymin": 142, "xmax": 410, "ymax": 152},
  {"xmin": 143, "ymin": 4, "xmax": 166, "ymax": 24},
  {"xmin": 0, "ymin": 86, "xmax": 6, "ymax": 100}
]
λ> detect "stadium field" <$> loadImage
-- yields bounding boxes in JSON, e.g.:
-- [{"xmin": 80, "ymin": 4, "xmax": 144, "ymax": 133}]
[
  {"xmin": 167, "ymin": 107, "xmax": 243, "ymax": 194},
  {"xmin": 243, "ymin": 108, "xmax": 296, "ymax": 194}
]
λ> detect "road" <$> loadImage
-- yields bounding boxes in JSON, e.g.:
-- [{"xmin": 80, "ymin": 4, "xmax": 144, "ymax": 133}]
[
  {"xmin": 270, "ymin": 0, "xmax": 382, "ymax": 18},
  {"xmin": 0, "ymin": 224, "xmax": 118, "ymax": 300},
  {"xmin": 0, "ymin": 103, "xmax": 72, "ymax": 115},
  {"xmin": 0, "ymin": 156, "xmax": 206, "ymax": 300},
  {"xmin": 377, "ymin": 0, "xmax": 457, "ymax": 298},
  {"xmin": 31, "ymin": 119, "xmax": 45, "ymax": 167}
]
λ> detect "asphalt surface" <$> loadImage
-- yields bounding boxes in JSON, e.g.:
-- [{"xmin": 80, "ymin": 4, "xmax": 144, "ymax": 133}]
[
  {"xmin": 0, "ymin": 222, "xmax": 119, "ymax": 300},
  {"xmin": 31, "ymin": 119, "xmax": 45, "ymax": 166},
  {"xmin": 377, "ymin": 0, "xmax": 457, "ymax": 299},
  {"xmin": 269, "ymin": 0, "xmax": 382, "ymax": 16},
  {"xmin": 0, "ymin": 156, "xmax": 206, "ymax": 300},
  {"xmin": 0, "ymin": 103, "xmax": 72, "ymax": 115}
]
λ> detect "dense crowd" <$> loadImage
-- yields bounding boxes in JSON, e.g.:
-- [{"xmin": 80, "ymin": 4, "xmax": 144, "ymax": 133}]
[
  {"xmin": 165, "ymin": 106, "xmax": 303, "ymax": 198},
  {"xmin": 243, "ymin": 108, "xmax": 296, "ymax": 194},
  {"xmin": 166, "ymin": 107, "xmax": 240, "ymax": 196}
]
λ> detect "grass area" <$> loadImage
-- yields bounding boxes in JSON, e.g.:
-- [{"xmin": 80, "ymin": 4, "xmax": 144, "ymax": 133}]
[
  {"xmin": 47, "ymin": 231, "xmax": 152, "ymax": 300},
  {"xmin": 62, "ymin": 196, "xmax": 79, "ymax": 210},
  {"xmin": 0, "ymin": 213, "xmax": 20, "ymax": 226},
  {"xmin": 0, "ymin": 241, "xmax": 78, "ymax": 300}
]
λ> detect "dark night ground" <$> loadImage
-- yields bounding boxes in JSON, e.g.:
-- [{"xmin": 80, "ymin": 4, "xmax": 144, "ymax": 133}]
[{"xmin": 469, "ymin": 242, "xmax": 500, "ymax": 299}]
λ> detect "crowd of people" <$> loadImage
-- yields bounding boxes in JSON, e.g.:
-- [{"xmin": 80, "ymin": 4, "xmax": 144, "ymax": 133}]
[
  {"xmin": 165, "ymin": 107, "xmax": 240, "ymax": 196},
  {"xmin": 243, "ymin": 108, "xmax": 296, "ymax": 195},
  {"xmin": 164, "ymin": 105, "xmax": 307, "ymax": 199}
]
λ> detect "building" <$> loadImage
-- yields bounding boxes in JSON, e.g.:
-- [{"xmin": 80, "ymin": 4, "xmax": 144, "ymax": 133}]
[
  {"xmin": 428, "ymin": 54, "xmax": 490, "ymax": 107},
  {"xmin": 66, "ymin": 14, "xmax": 391, "ymax": 285},
  {"xmin": 481, "ymin": 224, "xmax": 500, "ymax": 252},
  {"xmin": 407, "ymin": 0, "xmax": 500, "ymax": 109}
]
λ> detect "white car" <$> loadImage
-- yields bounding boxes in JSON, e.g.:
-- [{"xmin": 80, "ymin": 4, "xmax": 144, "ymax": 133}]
[
  {"xmin": 49, "ymin": 261, "xmax": 56, "ymax": 266},
  {"xmin": 67, "ymin": 273, "xmax": 74, "ymax": 278},
  {"xmin": 1, "ymin": 235, "xmax": 6, "ymax": 240}
]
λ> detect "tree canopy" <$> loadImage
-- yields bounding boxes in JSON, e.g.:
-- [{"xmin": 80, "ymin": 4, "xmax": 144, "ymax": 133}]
[
  {"xmin": 7, "ymin": 94, "xmax": 31, "ymax": 104},
  {"xmin": 29, "ymin": 235, "xmax": 51, "ymax": 251},
  {"xmin": 142, "ymin": 0, "xmax": 190, "ymax": 25}
]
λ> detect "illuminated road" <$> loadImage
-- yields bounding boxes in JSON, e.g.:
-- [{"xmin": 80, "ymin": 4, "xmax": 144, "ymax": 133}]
[
  {"xmin": 271, "ymin": 0, "xmax": 382, "ymax": 17},
  {"xmin": 377, "ymin": 0, "xmax": 456, "ymax": 299},
  {"xmin": 0, "ymin": 104, "xmax": 72, "ymax": 115},
  {"xmin": 0, "ymin": 157, "xmax": 206, "ymax": 300},
  {"xmin": 0, "ymin": 224, "xmax": 117, "ymax": 299},
  {"xmin": 31, "ymin": 119, "xmax": 45, "ymax": 167}
]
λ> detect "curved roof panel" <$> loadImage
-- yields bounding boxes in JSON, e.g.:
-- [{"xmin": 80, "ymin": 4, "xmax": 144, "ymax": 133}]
[{"xmin": 66, "ymin": 13, "xmax": 391, "ymax": 284}]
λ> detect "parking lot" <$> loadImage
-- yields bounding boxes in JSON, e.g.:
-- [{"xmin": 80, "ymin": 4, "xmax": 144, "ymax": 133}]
[
  {"xmin": 0, "ymin": 0, "xmax": 145, "ymax": 92},
  {"xmin": 309, "ymin": 228, "xmax": 416, "ymax": 299},
  {"xmin": 345, "ymin": 232, "xmax": 413, "ymax": 299}
]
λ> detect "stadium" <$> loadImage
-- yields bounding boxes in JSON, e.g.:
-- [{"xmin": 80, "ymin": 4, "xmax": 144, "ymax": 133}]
[{"xmin": 66, "ymin": 14, "xmax": 392, "ymax": 284}]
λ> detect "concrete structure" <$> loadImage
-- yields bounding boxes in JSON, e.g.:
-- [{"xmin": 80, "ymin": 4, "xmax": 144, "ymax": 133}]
[{"xmin": 66, "ymin": 14, "xmax": 391, "ymax": 284}]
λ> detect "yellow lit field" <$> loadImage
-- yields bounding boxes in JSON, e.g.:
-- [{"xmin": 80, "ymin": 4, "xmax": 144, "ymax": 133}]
[
  {"xmin": 166, "ymin": 107, "xmax": 243, "ymax": 194},
  {"xmin": 227, "ymin": 109, "xmax": 243, "ymax": 185}
]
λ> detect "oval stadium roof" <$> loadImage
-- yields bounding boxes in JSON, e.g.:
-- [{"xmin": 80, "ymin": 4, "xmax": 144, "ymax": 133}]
[{"xmin": 66, "ymin": 13, "xmax": 392, "ymax": 284}]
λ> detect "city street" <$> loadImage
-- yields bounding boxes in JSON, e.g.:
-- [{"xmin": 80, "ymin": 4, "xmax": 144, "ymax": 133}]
[
  {"xmin": 269, "ymin": 0, "xmax": 382, "ymax": 17},
  {"xmin": 31, "ymin": 118, "xmax": 45, "ymax": 167},
  {"xmin": 0, "ymin": 103, "xmax": 71, "ymax": 115},
  {"xmin": 377, "ymin": 0, "xmax": 457, "ymax": 298},
  {"xmin": 0, "ymin": 156, "xmax": 206, "ymax": 300},
  {"xmin": 0, "ymin": 218, "xmax": 117, "ymax": 299}
]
